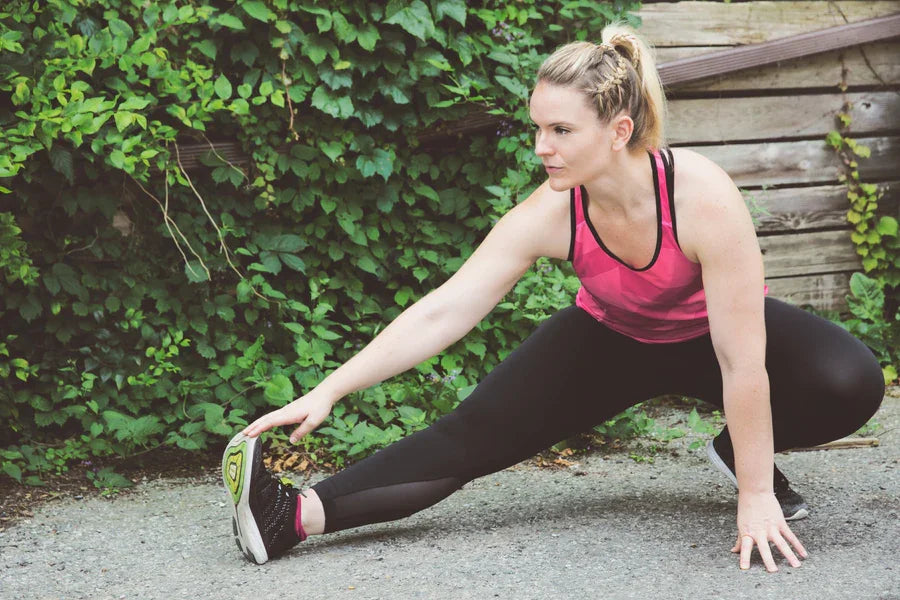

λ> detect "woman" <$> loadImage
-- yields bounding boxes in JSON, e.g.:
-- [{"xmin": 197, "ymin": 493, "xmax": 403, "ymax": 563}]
[{"xmin": 221, "ymin": 23, "xmax": 884, "ymax": 572}]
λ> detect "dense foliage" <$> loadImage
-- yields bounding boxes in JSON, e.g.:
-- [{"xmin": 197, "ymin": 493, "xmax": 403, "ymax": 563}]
[{"xmin": 0, "ymin": 0, "xmax": 641, "ymax": 483}]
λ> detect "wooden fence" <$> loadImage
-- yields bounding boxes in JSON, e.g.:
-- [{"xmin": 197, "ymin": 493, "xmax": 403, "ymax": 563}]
[{"xmin": 638, "ymin": 0, "xmax": 900, "ymax": 310}]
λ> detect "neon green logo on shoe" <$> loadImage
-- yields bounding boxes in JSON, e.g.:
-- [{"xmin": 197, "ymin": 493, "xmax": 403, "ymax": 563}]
[{"xmin": 223, "ymin": 441, "xmax": 247, "ymax": 505}]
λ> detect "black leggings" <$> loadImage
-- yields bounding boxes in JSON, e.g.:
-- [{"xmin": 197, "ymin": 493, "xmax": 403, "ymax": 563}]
[{"xmin": 311, "ymin": 298, "xmax": 884, "ymax": 533}]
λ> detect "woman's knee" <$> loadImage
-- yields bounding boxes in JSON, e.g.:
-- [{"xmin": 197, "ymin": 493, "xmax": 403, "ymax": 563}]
[{"xmin": 821, "ymin": 344, "xmax": 885, "ymax": 429}]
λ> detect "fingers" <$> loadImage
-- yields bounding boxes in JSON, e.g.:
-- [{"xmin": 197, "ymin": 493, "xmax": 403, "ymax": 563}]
[
  {"xmin": 738, "ymin": 532, "xmax": 778, "ymax": 572},
  {"xmin": 290, "ymin": 417, "xmax": 320, "ymax": 443},
  {"xmin": 755, "ymin": 533, "xmax": 779, "ymax": 572},
  {"xmin": 780, "ymin": 523, "xmax": 809, "ymax": 559},
  {"xmin": 770, "ymin": 531, "xmax": 801, "ymax": 568},
  {"xmin": 737, "ymin": 528, "xmax": 808, "ymax": 572},
  {"xmin": 739, "ymin": 534, "xmax": 755, "ymax": 570},
  {"xmin": 242, "ymin": 407, "xmax": 305, "ymax": 438}
]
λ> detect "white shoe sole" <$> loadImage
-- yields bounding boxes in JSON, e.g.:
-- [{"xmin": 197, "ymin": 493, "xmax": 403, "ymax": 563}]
[
  {"xmin": 706, "ymin": 439, "xmax": 738, "ymax": 488},
  {"xmin": 222, "ymin": 433, "xmax": 269, "ymax": 564},
  {"xmin": 785, "ymin": 507, "xmax": 809, "ymax": 521}
]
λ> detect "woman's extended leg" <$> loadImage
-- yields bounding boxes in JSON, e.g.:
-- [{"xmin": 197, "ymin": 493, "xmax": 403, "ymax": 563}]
[{"xmin": 308, "ymin": 305, "xmax": 671, "ymax": 534}]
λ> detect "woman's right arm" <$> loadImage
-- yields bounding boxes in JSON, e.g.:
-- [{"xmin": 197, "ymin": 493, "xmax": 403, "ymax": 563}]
[{"xmin": 242, "ymin": 181, "xmax": 567, "ymax": 442}]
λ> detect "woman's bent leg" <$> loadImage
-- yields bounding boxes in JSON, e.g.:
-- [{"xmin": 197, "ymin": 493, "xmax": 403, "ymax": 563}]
[
  {"xmin": 681, "ymin": 297, "xmax": 885, "ymax": 454},
  {"xmin": 764, "ymin": 297, "xmax": 885, "ymax": 450},
  {"xmin": 310, "ymin": 306, "xmax": 658, "ymax": 534}
]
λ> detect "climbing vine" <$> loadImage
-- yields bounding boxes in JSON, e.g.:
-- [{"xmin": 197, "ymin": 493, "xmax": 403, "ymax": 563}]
[
  {"xmin": 0, "ymin": 0, "xmax": 639, "ymax": 483},
  {"xmin": 826, "ymin": 100, "xmax": 899, "ymax": 384}
]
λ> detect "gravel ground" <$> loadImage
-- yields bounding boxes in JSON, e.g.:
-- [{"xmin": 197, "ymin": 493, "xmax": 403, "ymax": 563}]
[{"xmin": 1, "ymin": 394, "xmax": 897, "ymax": 600}]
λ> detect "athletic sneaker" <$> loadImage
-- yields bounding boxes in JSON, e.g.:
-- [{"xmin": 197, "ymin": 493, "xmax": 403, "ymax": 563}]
[
  {"xmin": 222, "ymin": 433, "xmax": 306, "ymax": 564},
  {"xmin": 706, "ymin": 437, "xmax": 809, "ymax": 521}
]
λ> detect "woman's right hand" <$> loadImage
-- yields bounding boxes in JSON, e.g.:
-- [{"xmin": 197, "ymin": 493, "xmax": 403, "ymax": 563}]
[{"xmin": 242, "ymin": 386, "xmax": 338, "ymax": 443}]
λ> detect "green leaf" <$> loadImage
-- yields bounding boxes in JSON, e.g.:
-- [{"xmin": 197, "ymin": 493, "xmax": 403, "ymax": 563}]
[
  {"xmin": 130, "ymin": 415, "xmax": 164, "ymax": 443},
  {"xmin": 264, "ymin": 374, "xmax": 295, "ymax": 406},
  {"xmin": 464, "ymin": 340, "xmax": 486, "ymax": 358},
  {"xmin": 311, "ymin": 87, "xmax": 354, "ymax": 119},
  {"xmin": 49, "ymin": 147, "xmax": 75, "ymax": 184},
  {"xmin": 280, "ymin": 253, "xmax": 307, "ymax": 273},
  {"xmin": 90, "ymin": 466, "xmax": 133, "ymax": 489},
  {"xmin": 241, "ymin": 1, "xmax": 274, "ymax": 22},
  {"xmin": 357, "ymin": 255, "xmax": 378, "ymax": 274},
  {"xmin": 356, "ymin": 23, "xmax": 380, "ymax": 51},
  {"xmin": 414, "ymin": 183, "xmax": 440, "ymax": 203},
  {"xmin": 184, "ymin": 261, "xmax": 209, "ymax": 283},
  {"xmin": 196, "ymin": 39, "xmax": 217, "ymax": 59},
  {"xmin": 197, "ymin": 340, "xmax": 216, "ymax": 359},
  {"xmin": 52, "ymin": 263, "xmax": 86, "ymax": 297},
  {"xmin": 847, "ymin": 272, "xmax": 884, "ymax": 321},
  {"xmin": 296, "ymin": 5, "xmax": 333, "ymax": 32},
  {"xmin": 120, "ymin": 96, "xmax": 151, "ymax": 111},
  {"xmin": 385, "ymin": 1, "xmax": 435, "ymax": 41},
  {"xmin": 114, "ymin": 111, "xmax": 135, "ymax": 132},
  {"xmin": 199, "ymin": 403, "xmax": 229, "ymax": 435},
  {"xmin": 2, "ymin": 462, "xmax": 22, "ymax": 483},
  {"xmin": 110, "ymin": 150, "xmax": 126, "ymax": 169},
  {"xmin": 372, "ymin": 148, "xmax": 394, "ymax": 180},
  {"xmin": 332, "ymin": 12, "xmax": 356, "ymax": 43},
  {"xmin": 394, "ymin": 287, "xmax": 411, "ymax": 306},
  {"xmin": 875, "ymin": 216, "xmax": 898, "ymax": 237},
  {"xmin": 495, "ymin": 75, "xmax": 527, "ymax": 98},
  {"xmin": 216, "ymin": 13, "xmax": 245, "ymax": 30},
  {"xmin": 268, "ymin": 234, "xmax": 306, "ymax": 253},
  {"xmin": 214, "ymin": 75, "xmax": 233, "ymax": 100},
  {"xmin": 435, "ymin": 0, "xmax": 466, "ymax": 25},
  {"xmin": 320, "ymin": 140, "xmax": 344, "ymax": 161},
  {"xmin": 825, "ymin": 130, "xmax": 842, "ymax": 149}
]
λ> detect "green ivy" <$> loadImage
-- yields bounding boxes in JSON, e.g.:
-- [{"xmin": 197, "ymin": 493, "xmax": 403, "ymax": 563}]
[
  {"xmin": 0, "ymin": 0, "xmax": 640, "ymax": 482},
  {"xmin": 825, "ymin": 104, "xmax": 899, "ymax": 384}
]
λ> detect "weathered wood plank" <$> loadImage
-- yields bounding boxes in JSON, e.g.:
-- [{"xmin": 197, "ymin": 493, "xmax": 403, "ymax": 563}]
[
  {"xmin": 745, "ymin": 181, "xmax": 900, "ymax": 233},
  {"xmin": 682, "ymin": 136, "xmax": 900, "ymax": 188},
  {"xmin": 637, "ymin": 1, "xmax": 900, "ymax": 47},
  {"xmin": 759, "ymin": 230, "xmax": 861, "ymax": 277},
  {"xmin": 668, "ymin": 91, "xmax": 900, "ymax": 144},
  {"xmin": 764, "ymin": 272, "xmax": 852, "ymax": 310},
  {"xmin": 656, "ymin": 41, "xmax": 900, "ymax": 91},
  {"xmin": 656, "ymin": 14, "xmax": 900, "ymax": 87}
]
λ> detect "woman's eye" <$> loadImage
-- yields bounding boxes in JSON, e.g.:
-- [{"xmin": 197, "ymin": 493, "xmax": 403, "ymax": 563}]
[{"xmin": 555, "ymin": 127, "xmax": 569, "ymax": 135}]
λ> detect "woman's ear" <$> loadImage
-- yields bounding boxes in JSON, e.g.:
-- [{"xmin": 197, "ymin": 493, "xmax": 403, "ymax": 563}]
[{"xmin": 609, "ymin": 113, "xmax": 634, "ymax": 152}]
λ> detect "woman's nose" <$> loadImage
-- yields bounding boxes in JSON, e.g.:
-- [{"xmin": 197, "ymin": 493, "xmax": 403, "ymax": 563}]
[{"xmin": 534, "ymin": 133, "xmax": 552, "ymax": 157}]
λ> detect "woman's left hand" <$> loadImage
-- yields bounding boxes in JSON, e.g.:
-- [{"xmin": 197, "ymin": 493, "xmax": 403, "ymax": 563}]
[{"xmin": 733, "ymin": 491, "xmax": 808, "ymax": 572}]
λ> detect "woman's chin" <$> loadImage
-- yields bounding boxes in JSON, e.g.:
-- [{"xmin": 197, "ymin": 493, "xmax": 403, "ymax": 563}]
[{"xmin": 547, "ymin": 176, "xmax": 571, "ymax": 192}]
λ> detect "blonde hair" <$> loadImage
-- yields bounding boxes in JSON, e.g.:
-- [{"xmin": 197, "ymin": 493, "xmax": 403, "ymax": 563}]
[{"xmin": 535, "ymin": 23, "xmax": 667, "ymax": 150}]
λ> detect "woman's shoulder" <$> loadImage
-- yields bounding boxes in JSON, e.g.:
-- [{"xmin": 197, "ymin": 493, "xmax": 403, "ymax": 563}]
[
  {"xmin": 669, "ymin": 147, "xmax": 753, "ymax": 261},
  {"xmin": 670, "ymin": 147, "xmax": 743, "ymax": 212},
  {"xmin": 513, "ymin": 179, "xmax": 573, "ymax": 261}
]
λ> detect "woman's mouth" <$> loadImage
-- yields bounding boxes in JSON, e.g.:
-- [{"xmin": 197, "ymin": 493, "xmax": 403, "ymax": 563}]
[{"xmin": 544, "ymin": 165, "xmax": 563, "ymax": 174}]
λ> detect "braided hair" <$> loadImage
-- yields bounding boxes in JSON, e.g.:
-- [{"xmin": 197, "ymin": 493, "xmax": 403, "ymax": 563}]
[{"xmin": 535, "ymin": 24, "xmax": 666, "ymax": 151}]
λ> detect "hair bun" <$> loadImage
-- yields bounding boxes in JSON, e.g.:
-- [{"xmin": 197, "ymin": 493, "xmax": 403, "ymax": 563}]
[{"xmin": 608, "ymin": 33, "xmax": 641, "ymax": 70}]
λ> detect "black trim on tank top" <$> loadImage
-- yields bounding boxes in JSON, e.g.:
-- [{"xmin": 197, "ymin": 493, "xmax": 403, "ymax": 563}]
[
  {"xmin": 661, "ymin": 147, "xmax": 683, "ymax": 251},
  {"xmin": 567, "ymin": 187, "xmax": 576, "ymax": 262},
  {"xmin": 579, "ymin": 150, "xmax": 663, "ymax": 272}
]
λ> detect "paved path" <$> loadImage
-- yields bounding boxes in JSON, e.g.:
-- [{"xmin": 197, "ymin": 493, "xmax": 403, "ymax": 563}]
[{"xmin": 1, "ymin": 395, "xmax": 898, "ymax": 600}]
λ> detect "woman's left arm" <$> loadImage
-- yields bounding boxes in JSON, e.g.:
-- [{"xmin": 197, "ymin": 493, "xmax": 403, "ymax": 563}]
[{"xmin": 686, "ymin": 160, "xmax": 808, "ymax": 572}]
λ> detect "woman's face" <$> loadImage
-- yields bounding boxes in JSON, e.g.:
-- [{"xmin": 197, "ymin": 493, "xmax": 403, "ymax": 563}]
[{"xmin": 529, "ymin": 80, "xmax": 622, "ymax": 192}]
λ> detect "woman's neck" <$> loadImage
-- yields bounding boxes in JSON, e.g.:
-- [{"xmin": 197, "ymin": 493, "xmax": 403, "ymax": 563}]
[{"xmin": 581, "ymin": 148, "xmax": 656, "ymax": 218}]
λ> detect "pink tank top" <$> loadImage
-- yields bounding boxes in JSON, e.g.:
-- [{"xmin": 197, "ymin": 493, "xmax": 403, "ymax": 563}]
[{"xmin": 569, "ymin": 148, "xmax": 710, "ymax": 343}]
